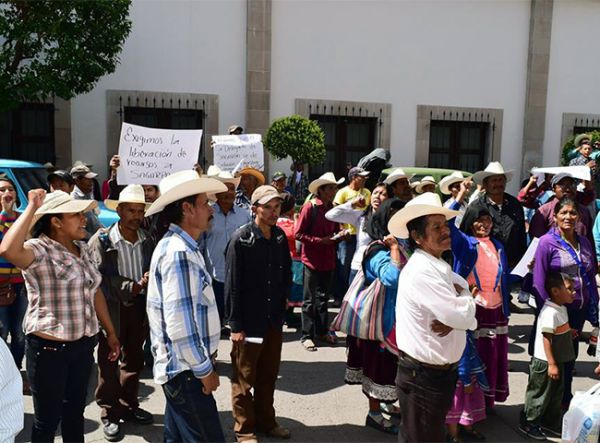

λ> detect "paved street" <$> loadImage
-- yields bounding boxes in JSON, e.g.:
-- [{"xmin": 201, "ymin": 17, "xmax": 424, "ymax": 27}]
[{"xmin": 18, "ymin": 305, "xmax": 600, "ymax": 443}]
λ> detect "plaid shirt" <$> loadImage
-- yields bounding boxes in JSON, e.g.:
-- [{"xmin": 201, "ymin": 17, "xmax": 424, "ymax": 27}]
[
  {"xmin": 147, "ymin": 224, "xmax": 221, "ymax": 385},
  {"xmin": 22, "ymin": 235, "xmax": 102, "ymax": 340}
]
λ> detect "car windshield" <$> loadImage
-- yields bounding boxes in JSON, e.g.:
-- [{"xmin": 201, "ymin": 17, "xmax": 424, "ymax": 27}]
[{"xmin": 12, "ymin": 168, "xmax": 49, "ymax": 193}]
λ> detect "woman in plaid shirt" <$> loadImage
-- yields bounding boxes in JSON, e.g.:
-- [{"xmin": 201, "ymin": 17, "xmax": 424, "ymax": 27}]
[{"xmin": 0, "ymin": 189, "xmax": 120, "ymax": 443}]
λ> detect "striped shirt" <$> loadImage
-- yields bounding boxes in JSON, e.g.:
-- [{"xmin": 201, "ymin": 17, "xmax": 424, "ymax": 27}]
[
  {"xmin": 108, "ymin": 224, "xmax": 146, "ymax": 284},
  {"xmin": 0, "ymin": 338, "xmax": 23, "ymax": 441},
  {"xmin": 22, "ymin": 235, "xmax": 102, "ymax": 341},
  {"xmin": 147, "ymin": 224, "xmax": 221, "ymax": 385},
  {"xmin": 0, "ymin": 211, "xmax": 23, "ymax": 283}
]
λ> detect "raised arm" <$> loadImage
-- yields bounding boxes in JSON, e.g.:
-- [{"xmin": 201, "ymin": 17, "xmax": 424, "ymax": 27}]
[
  {"xmin": 325, "ymin": 200, "xmax": 362, "ymax": 228},
  {"xmin": 0, "ymin": 189, "xmax": 45, "ymax": 269}
]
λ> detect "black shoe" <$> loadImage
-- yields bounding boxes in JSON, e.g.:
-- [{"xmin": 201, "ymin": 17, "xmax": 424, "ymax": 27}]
[
  {"xmin": 365, "ymin": 414, "xmax": 398, "ymax": 435},
  {"xmin": 518, "ymin": 421, "xmax": 547, "ymax": 441},
  {"xmin": 130, "ymin": 407, "xmax": 154, "ymax": 425},
  {"xmin": 540, "ymin": 425, "xmax": 561, "ymax": 438},
  {"xmin": 103, "ymin": 421, "xmax": 123, "ymax": 442}
]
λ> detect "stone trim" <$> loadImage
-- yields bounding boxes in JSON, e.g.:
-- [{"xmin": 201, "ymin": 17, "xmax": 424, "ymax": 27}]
[
  {"xmin": 560, "ymin": 112, "xmax": 600, "ymax": 145},
  {"xmin": 246, "ymin": 0, "xmax": 272, "ymax": 172},
  {"xmin": 106, "ymin": 90, "xmax": 219, "ymax": 166},
  {"xmin": 294, "ymin": 98, "xmax": 392, "ymax": 149},
  {"xmin": 52, "ymin": 97, "xmax": 72, "ymax": 169},
  {"xmin": 415, "ymin": 104, "xmax": 503, "ymax": 167},
  {"xmin": 521, "ymin": 0, "xmax": 554, "ymax": 179}
]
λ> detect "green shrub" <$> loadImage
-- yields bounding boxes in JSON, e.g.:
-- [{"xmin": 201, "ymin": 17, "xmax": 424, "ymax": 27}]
[{"xmin": 264, "ymin": 115, "xmax": 325, "ymax": 164}]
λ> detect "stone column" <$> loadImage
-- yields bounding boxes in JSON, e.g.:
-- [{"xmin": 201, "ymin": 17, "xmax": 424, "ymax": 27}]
[
  {"xmin": 246, "ymin": 0, "xmax": 271, "ymax": 172},
  {"xmin": 521, "ymin": 0, "xmax": 554, "ymax": 178}
]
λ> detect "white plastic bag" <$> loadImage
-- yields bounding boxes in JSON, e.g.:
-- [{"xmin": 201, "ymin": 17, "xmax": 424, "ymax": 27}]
[{"xmin": 562, "ymin": 382, "xmax": 600, "ymax": 442}]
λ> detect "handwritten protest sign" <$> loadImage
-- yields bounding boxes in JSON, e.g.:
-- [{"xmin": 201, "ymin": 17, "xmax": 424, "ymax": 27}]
[
  {"xmin": 117, "ymin": 123, "xmax": 202, "ymax": 185},
  {"xmin": 212, "ymin": 134, "xmax": 265, "ymax": 172},
  {"xmin": 531, "ymin": 166, "xmax": 591, "ymax": 182}
]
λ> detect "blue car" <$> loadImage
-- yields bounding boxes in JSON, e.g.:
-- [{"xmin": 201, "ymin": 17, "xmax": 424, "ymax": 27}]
[{"xmin": 0, "ymin": 159, "xmax": 119, "ymax": 227}]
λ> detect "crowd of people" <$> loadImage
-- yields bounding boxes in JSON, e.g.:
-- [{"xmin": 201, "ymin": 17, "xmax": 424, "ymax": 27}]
[{"xmin": 1, "ymin": 130, "xmax": 600, "ymax": 443}]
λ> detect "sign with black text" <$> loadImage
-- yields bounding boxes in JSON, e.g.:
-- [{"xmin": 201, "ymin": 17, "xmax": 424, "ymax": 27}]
[{"xmin": 212, "ymin": 134, "xmax": 265, "ymax": 172}]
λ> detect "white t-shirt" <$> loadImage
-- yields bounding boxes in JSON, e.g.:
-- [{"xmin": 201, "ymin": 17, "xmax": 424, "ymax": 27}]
[{"xmin": 533, "ymin": 301, "xmax": 572, "ymax": 362}]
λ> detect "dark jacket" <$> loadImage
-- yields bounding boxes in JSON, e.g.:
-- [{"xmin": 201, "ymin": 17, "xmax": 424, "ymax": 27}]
[
  {"xmin": 88, "ymin": 224, "xmax": 155, "ymax": 335},
  {"xmin": 225, "ymin": 222, "xmax": 292, "ymax": 337}
]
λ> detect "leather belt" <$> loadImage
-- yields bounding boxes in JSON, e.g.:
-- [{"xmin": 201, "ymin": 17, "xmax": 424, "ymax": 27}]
[{"xmin": 399, "ymin": 351, "xmax": 458, "ymax": 371}]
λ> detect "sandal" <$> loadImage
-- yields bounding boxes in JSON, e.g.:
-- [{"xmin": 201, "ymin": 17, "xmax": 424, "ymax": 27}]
[
  {"xmin": 459, "ymin": 427, "xmax": 486, "ymax": 442},
  {"xmin": 365, "ymin": 414, "xmax": 398, "ymax": 435},
  {"xmin": 302, "ymin": 339, "xmax": 317, "ymax": 352},
  {"xmin": 380, "ymin": 403, "xmax": 401, "ymax": 418}
]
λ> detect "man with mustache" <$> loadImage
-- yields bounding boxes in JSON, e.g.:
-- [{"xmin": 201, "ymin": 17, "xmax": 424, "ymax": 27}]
[
  {"xmin": 225, "ymin": 185, "xmax": 292, "ymax": 443},
  {"xmin": 89, "ymin": 185, "xmax": 156, "ymax": 441}
]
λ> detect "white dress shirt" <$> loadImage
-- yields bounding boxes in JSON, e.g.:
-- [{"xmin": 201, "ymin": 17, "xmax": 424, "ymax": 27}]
[
  {"xmin": 396, "ymin": 249, "xmax": 477, "ymax": 365},
  {"xmin": 0, "ymin": 339, "xmax": 23, "ymax": 442}
]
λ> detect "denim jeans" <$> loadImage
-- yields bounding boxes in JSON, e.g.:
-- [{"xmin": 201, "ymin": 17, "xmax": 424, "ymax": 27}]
[
  {"xmin": 162, "ymin": 371, "xmax": 225, "ymax": 443},
  {"xmin": 26, "ymin": 334, "xmax": 96, "ymax": 442},
  {"xmin": 334, "ymin": 236, "xmax": 357, "ymax": 302},
  {"xmin": 0, "ymin": 283, "xmax": 27, "ymax": 368}
]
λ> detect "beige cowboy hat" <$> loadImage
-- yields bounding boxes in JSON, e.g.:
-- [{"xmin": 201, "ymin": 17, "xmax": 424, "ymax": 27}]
[
  {"xmin": 145, "ymin": 170, "xmax": 228, "ymax": 217},
  {"xmin": 383, "ymin": 168, "xmax": 414, "ymax": 185},
  {"xmin": 104, "ymin": 184, "xmax": 151, "ymax": 211},
  {"xmin": 388, "ymin": 192, "xmax": 460, "ymax": 239},
  {"xmin": 308, "ymin": 172, "xmax": 345, "ymax": 195},
  {"xmin": 205, "ymin": 165, "xmax": 241, "ymax": 189},
  {"xmin": 574, "ymin": 133, "xmax": 592, "ymax": 147},
  {"xmin": 236, "ymin": 167, "xmax": 265, "ymax": 186},
  {"xmin": 415, "ymin": 176, "xmax": 437, "ymax": 194},
  {"xmin": 472, "ymin": 161, "xmax": 514, "ymax": 185},
  {"xmin": 31, "ymin": 190, "xmax": 97, "ymax": 227},
  {"xmin": 439, "ymin": 171, "xmax": 466, "ymax": 195}
]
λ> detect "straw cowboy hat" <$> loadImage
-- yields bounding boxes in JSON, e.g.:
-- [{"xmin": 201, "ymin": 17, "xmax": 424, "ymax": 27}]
[
  {"xmin": 388, "ymin": 192, "xmax": 459, "ymax": 239},
  {"xmin": 415, "ymin": 176, "xmax": 437, "ymax": 194},
  {"xmin": 205, "ymin": 165, "xmax": 241, "ymax": 189},
  {"xmin": 384, "ymin": 168, "xmax": 414, "ymax": 185},
  {"xmin": 308, "ymin": 172, "xmax": 345, "ymax": 195},
  {"xmin": 105, "ymin": 184, "xmax": 151, "ymax": 211},
  {"xmin": 236, "ymin": 167, "xmax": 265, "ymax": 186},
  {"xmin": 472, "ymin": 161, "xmax": 514, "ymax": 185},
  {"xmin": 145, "ymin": 170, "xmax": 227, "ymax": 217},
  {"xmin": 31, "ymin": 190, "xmax": 97, "ymax": 227},
  {"xmin": 574, "ymin": 133, "xmax": 591, "ymax": 147},
  {"xmin": 439, "ymin": 171, "xmax": 466, "ymax": 195}
]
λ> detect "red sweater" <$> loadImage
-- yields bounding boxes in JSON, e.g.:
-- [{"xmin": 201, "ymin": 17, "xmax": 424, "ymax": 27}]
[{"xmin": 294, "ymin": 198, "xmax": 338, "ymax": 272}]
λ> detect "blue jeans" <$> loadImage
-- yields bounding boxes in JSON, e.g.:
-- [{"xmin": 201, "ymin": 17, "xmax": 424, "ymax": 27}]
[
  {"xmin": 162, "ymin": 371, "xmax": 225, "ymax": 443},
  {"xmin": 334, "ymin": 236, "xmax": 357, "ymax": 302},
  {"xmin": 0, "ymin": 283, "xmax": 27, "ymax": 368}
]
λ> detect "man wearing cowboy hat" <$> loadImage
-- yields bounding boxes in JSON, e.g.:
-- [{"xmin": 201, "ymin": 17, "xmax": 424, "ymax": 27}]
[
  {"xmin": 440, "ymin": 172, "xmax": 472, "ymax": 228},
  {"xmin": 415, "ymin": 175, "xmax": 437, "ymax": 194},
  {"xmin": 146, "ymin": 171, "xmax": 228, "ymax": 442},
  {"xmin": 465, "ymin": 161, "xmax": 527, "ymax": 269},
  {"xmin": 235, "ymin": 167, "xmax": 266, "ymax": 214},
  {"xmin": 388, "ymin": 193, "xmax": 477, "ymax": 442},
  {"xmin": 295, "ymin": 172, "xmax": 347, "ymax": 351},
  {"xmin": 89, "ymin": 185, "xmax": 156, "ymax": 441},
  {"xmin": 204, "ymin": 166, "xmax": 252, "ymax": 324},
  {"xmin": 384, "ymin": 168, "xmax": 414, "ymax": 202},
  {"xmin": 225, "ymin": 185, "xmax": 292, "ymax": 442}
]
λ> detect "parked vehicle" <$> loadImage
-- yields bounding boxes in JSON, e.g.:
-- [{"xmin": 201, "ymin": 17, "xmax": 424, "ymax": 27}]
[
  {"xmin": 380, "ymin": 166, "xmax": 472, "ymax": 185},
  {"xmin": 0, "ymin": 159, "xmax": 119, "ymax": 226}
]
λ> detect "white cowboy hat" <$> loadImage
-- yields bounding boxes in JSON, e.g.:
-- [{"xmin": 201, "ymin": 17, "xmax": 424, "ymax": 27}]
[
  {"xmin": 31, "ymin": 190, "xmax": 97, "ymax": 227},
  {"xmin": 387, "ymin": 192, "xmax": 460, "ymax": 239},
  {"xmin": 439, "ymin": 171, "xmax": 466, "ymax": 195},
  {"xmin": 145, "ymin": 170, "xmax": 228, "ymax": 217},
  {"xmin": 308, "ymin": 172, "xmax": 344, "ymax": 195},
  {"xmin": 415, "ymin": 176, "xmax": 437, "ymax": 194},
  {"xmin": 384, "ymin": 168, "xmax": 414, "ymax": 185},
  {"xmin": 472, "ymin": 161, "xmax": 514, "ymax": 185},
  {"xmin": 104, "ymin": 184, "xmax": 151, "ymax": 211},
  {"xmin": 205, "ymin": 165, "xmax": 241, "ymax": 189}
]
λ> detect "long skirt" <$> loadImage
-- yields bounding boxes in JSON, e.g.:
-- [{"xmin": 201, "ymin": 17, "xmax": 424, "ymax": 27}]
[
  {"xmin": 445, "ymin": 377, "xmax": 487, "ymax": 426},
  {"xmin": 474, "ymin": 305, "xmax": 509, "ymax": 409},
  {"xmin": 345, "ymin": 336, "xmax": 398, "ymax": 402}
]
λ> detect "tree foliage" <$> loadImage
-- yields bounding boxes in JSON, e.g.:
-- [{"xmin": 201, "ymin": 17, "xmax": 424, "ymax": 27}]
[
  {"xmin": 561, "ymin": 130, "xmax": 600, "ymax": 165},
  {"xmin": 0, "ymin": 0, "xmax": 132, "ymax": 111},
  {"xmin": 264, "ymin": 115, "xmax": 326, "ymax": 165}
]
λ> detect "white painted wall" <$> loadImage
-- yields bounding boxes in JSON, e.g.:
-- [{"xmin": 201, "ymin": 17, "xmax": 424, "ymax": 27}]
[
  {"xmin": 270, "ymin": 0, "xmax": 530, "ymax": 191},
  {"xmin": 70, "ymin": 0, "xmax": 247, "ymax": 178},
  {"xmin": 545, "ymin": 0, "xmax": 600, "ymax": 166}
]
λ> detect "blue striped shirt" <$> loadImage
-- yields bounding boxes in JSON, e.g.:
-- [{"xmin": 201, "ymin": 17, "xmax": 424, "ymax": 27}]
[{"xmin": 147, "ymin": 223, "xmax": 221, "ymax": 385}]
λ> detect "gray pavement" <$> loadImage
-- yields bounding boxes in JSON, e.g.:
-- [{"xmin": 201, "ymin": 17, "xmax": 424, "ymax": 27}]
[{"xmin": 17, "ymin": 305, "xmax": 600, "ymax": 442}]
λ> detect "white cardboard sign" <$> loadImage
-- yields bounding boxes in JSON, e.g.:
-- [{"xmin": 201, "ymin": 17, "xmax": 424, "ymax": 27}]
[
  {"xmin": 212, "ymin": 134, "xmax": 265, "ymax": 172},
  {"xmin": 117, "ymin": 123, "xmax": 202, "ymax": 185},
  {"xmin": 530, "ymin": 166, "xmax": 591, "ymax": 182}
]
